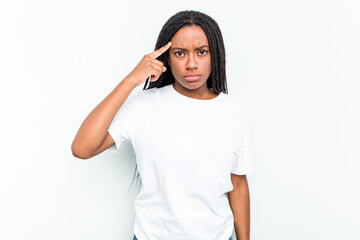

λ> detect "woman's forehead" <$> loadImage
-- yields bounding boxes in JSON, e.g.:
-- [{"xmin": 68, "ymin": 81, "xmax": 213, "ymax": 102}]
[{"xmin": 171, "ymin": 26, "xmax": 209, "ymax": 47}]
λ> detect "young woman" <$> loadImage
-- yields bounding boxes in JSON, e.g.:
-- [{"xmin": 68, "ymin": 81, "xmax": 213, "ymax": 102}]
[{"xmin": 72, "ymin": 10, "xmax": 253, "ymax": 240}]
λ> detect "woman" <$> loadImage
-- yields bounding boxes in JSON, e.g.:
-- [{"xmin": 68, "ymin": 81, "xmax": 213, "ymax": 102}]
[{"xmin": 72, "ymin": 10, "xmax": 253, "ymax": 240}]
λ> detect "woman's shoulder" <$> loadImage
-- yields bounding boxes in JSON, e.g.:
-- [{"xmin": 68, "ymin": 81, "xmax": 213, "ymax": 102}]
[
  {"xmin": 222, "ymin": 94, "xmax": 248, "ymax": 109},
  {"xmin": 222, "ymin": 94, "xmax": 251, "ymax": 120},
  {"xmin": 136, "ymin": 85, "xmax": 167, "ymax": 100},
  {"xmin": 124, "ymin": 85, "xmax": 168, "ymax": 107}
]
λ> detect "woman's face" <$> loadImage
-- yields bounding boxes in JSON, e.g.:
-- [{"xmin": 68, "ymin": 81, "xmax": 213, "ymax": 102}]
[{"xmin": 168, "ymin": 25, "xmax": 212, "ymax": 91}]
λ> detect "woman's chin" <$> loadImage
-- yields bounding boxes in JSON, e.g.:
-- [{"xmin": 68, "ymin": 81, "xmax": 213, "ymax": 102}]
[{"xmin": 176, "ymin": 80, "xmax": 207, "ymax": 90}]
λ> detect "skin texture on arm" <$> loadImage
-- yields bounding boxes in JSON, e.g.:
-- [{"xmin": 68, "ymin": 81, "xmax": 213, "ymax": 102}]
[
  {"xmin": 71, "ymin": 79, "xmax": 136, "ymax": 159},
  {"xmin": 228, "ymin": 174, "xmax": 251, "ymax": 240},
  {"xmin": 71, "ymin": 42, "xmax": 172, "ymax": 159}
]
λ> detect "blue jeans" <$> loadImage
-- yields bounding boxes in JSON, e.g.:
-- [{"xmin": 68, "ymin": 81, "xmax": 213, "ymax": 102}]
[{"xmin": 133, "ymin": 235, "xmax": 233, "ymax": 240}]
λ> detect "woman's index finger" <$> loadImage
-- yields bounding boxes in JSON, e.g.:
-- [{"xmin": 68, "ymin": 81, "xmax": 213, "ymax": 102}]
[{"xmin": 150, "ymin": 42, "xmax": 172, "ymax": 59}]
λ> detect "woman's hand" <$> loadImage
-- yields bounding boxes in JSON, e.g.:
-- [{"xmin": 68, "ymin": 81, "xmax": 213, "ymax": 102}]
[{"xmin": 126, "ymin": 41, "xmax": 172, "ymax": 87}]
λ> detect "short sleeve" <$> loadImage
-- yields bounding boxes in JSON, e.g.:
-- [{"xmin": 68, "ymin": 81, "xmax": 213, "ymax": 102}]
[
  {"xmin": 231, "ymin": 102, "xmax": 254, "ymax": 175},
  {"xmin": 107, "ymin": 93, "xmax": 137, "ymax": 152}
]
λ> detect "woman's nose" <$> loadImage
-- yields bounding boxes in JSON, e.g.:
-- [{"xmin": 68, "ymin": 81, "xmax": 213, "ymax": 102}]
[{"xmin": 186, "ymin": 54, "xmax": 198, "ymax": 70}]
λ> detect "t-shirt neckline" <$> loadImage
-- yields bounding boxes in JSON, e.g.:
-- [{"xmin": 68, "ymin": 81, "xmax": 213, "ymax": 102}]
[{"xmin": 168, "ymin": 83, "xmax": 224, "ymax": 104}]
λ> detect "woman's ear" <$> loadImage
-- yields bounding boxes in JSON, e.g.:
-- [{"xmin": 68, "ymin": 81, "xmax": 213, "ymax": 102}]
[{"xmin": 167, "ymin": 58, "xmax": 170, "ymax": 65}]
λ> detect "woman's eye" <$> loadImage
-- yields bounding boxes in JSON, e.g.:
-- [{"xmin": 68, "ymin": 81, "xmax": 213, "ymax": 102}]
[
  {"xmin": 198, "ymin": 50, "xmax": 208, "ymax": 55},
  {"xmin": 174, "ymin": 51, "xmax": 184, "ymax": 56}
]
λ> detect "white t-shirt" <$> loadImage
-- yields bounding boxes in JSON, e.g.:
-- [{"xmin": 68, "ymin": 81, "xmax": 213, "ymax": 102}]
[{"xmin": 108, "ymin": 83, "xmax": 254, "ymax": 240}]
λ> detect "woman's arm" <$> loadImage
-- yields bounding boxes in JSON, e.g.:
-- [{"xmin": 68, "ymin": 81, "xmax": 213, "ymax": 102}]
[
  {"xmin": 71, "ymin": 78, "xmax": 136, "ymax": 159},
  {"xmin": 228, "ymin": 174, "xmax": 251, "ymax": 240},
  {"xmin": 71, "ymin": 42, "xmax": 172, "ymax": 159}
]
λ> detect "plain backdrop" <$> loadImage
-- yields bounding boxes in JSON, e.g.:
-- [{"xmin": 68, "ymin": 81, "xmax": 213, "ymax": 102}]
[{"xmin": 1, "ymin": 0, "xmax": 359, "ymax": 239}]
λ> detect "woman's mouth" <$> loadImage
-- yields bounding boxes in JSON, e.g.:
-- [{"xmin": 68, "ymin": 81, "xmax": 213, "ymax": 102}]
[{"xmin": 184, "ymin": 74, "xmax": 201, "ymax": 81}]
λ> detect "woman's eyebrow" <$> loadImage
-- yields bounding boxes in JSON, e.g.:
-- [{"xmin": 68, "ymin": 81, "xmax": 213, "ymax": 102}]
[{"xmin": 172, "ymin": 45, "xmax": 209, "ymax": 51}]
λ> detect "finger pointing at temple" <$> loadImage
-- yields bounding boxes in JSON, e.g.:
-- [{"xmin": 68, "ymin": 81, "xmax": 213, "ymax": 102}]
[{"xmin": 149, "ymin": 42, "xmax": 172, "ymax": 59}]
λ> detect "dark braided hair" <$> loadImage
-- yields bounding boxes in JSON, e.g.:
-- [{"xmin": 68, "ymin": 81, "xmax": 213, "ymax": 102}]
[
  {"xmin": 143, "ymin": 10, "xmax": 227, "ymax": 93},
  {"xmin": 126, "ymin": 10, "xmax": 228, "ymax": 195}
]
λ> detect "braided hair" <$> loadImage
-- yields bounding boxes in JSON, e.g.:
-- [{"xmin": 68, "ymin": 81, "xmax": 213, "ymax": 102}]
[
  {"xmin": 144, "ymin": 10, "xmax": 227, "ymax": 93},
  {"xmin": 127, "ymin": 10, "xmax": 228, "ymax": 195}
]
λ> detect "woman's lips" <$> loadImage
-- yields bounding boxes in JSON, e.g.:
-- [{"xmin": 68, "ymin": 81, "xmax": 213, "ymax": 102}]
[{"xmin": 184, "ymin": 75, "xmax": 201, "ymax": 81}]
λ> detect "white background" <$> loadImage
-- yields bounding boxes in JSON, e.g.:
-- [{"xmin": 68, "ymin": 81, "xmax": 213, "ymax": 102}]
[{"xmin": 1, "ymin": 0, "xmax": 359, "ymax": 239}]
